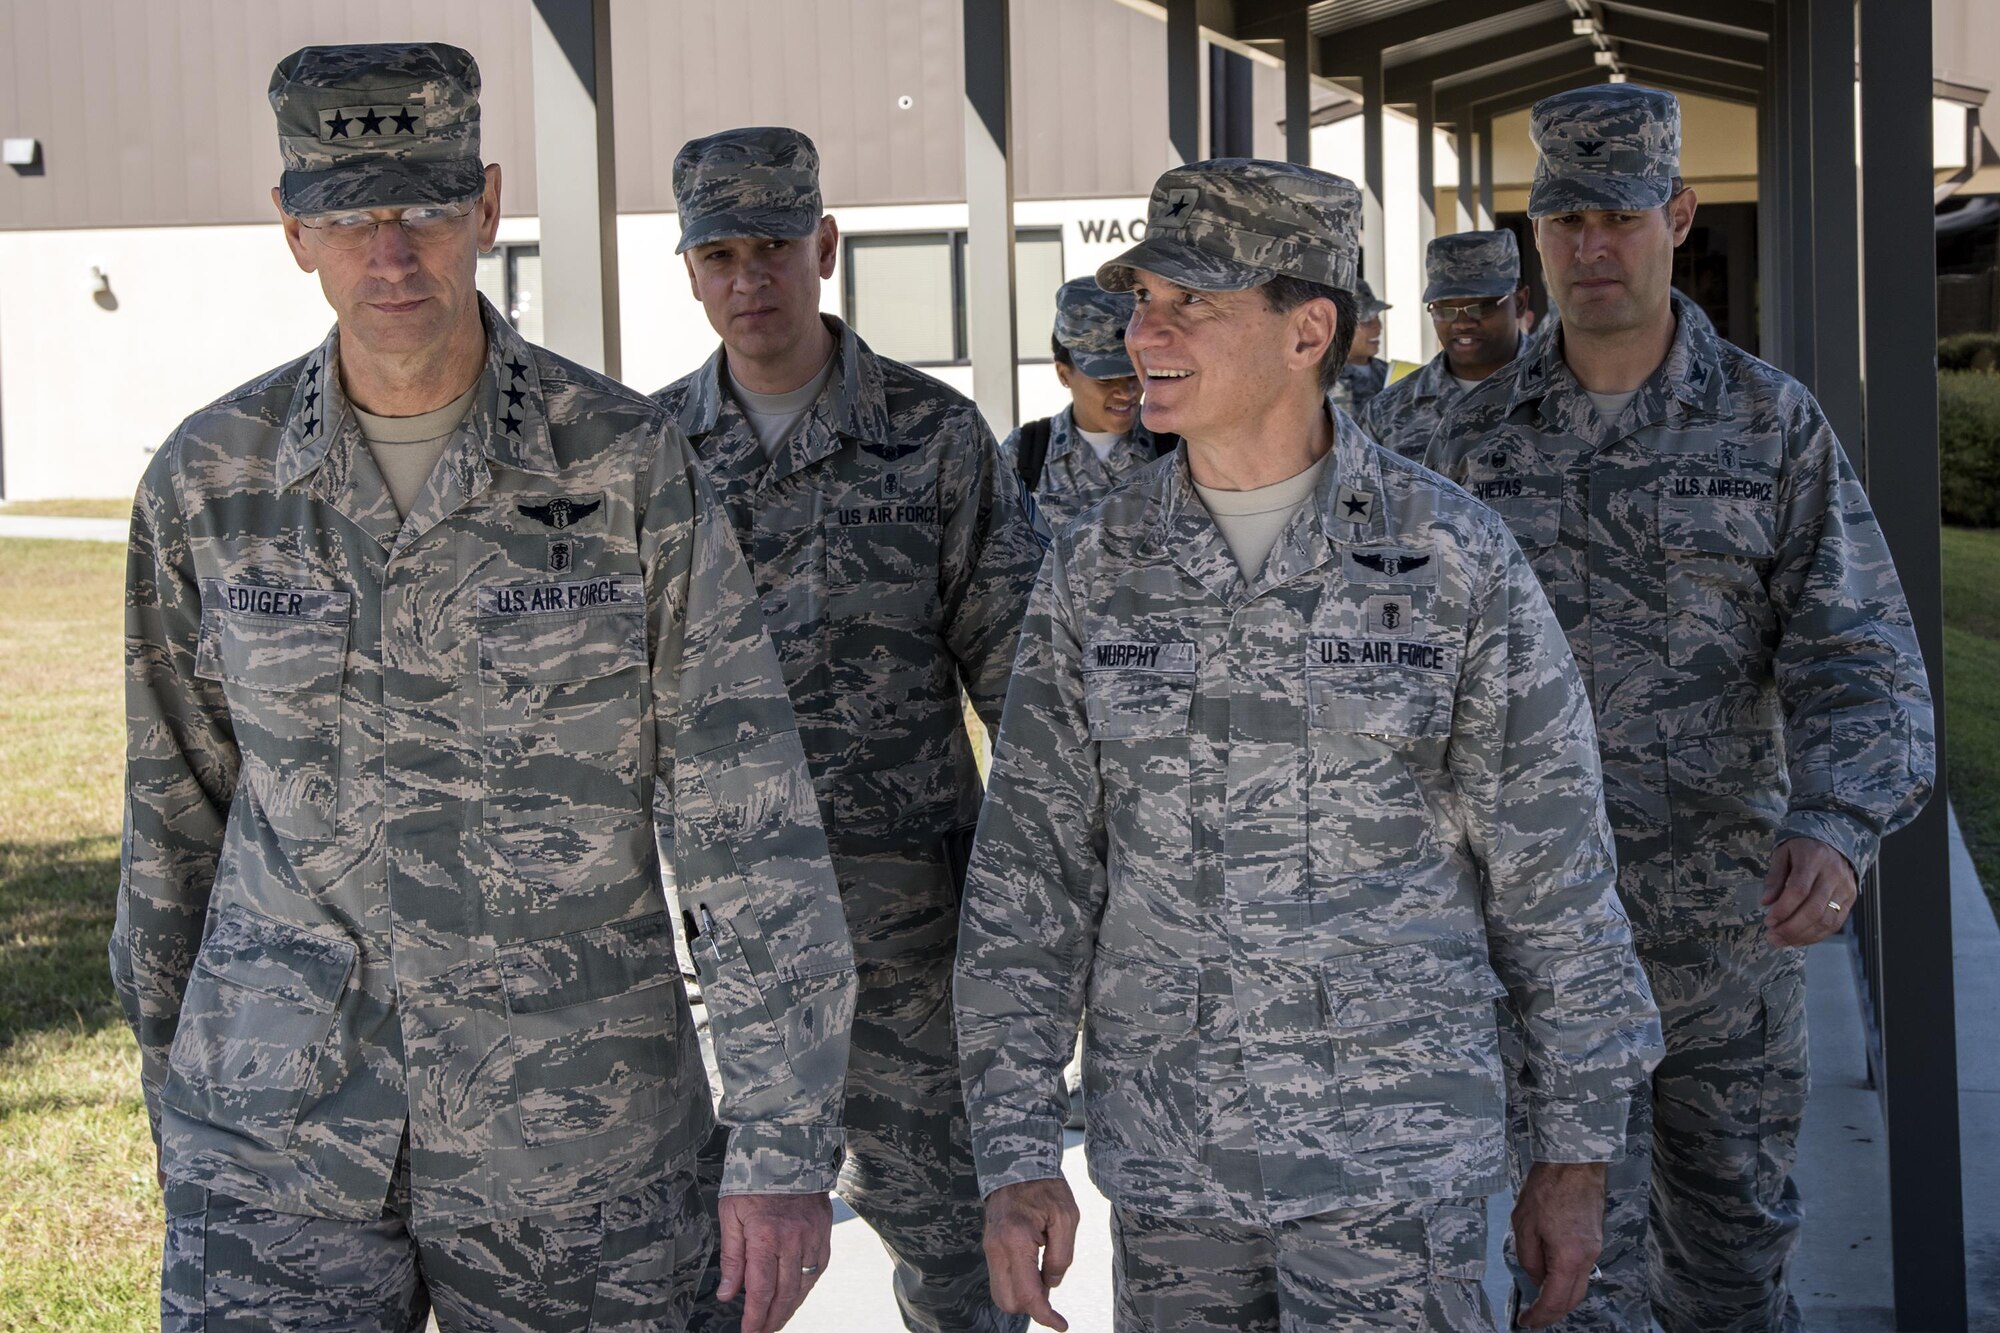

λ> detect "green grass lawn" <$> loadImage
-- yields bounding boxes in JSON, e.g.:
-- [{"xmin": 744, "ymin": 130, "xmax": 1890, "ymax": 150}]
[
  {"xmin": 0, "ymin": 499, "xmax": 131, "ymax": 522},
  {"xmin": 0, "ymin": 539, "xmax": 158, "ymax": 1332},
  {"xmin": 1944, "ymin": 526, "xmax": 2000, "ymax": 919}
]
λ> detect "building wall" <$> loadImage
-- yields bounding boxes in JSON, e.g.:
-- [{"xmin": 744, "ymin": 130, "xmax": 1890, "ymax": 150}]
[
  {"xmin": 0, "ymin": 0, "xmax": 1287, "ymax": 230},
  {"xmin": 0, "ymin": 196, "xmax": 1162, "ymax": 500}
]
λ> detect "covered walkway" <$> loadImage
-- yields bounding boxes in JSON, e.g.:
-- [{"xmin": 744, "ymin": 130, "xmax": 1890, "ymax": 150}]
[{"xmin": 521, "ymin": 1, "xmax": 1963, "ymax": 1325}]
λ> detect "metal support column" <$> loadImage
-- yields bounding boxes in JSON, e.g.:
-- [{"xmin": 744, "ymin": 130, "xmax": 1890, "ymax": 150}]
[
  {"xmin": 529, "ymin": 0, "xmax": 620, "ymax": 377},
  {"xmin": 1475, "ymin": 110, "xmax": 1495, "ymax": 228},
  {"xmin": 1167, "ymin": 0, "xmax": 1202, "ymax": 166},
  {"xmin": 1361, "ymin": 51, "xmax": 1387, "ymax": 302},
  {"xmin": 1282, "ymin": 6, "xmax": 1314, "ymax": 166},
  {"xmin": 1857, "ymin": 0, "xmax": 1966, "ymax": 1324},
  {"xmin": 1453, "ymin": 116, "xmax": 1476, "ymax": 233},
  {"xmin": 1416, "ymin": 88, "xmax": 1438, "ymax": 359},
  {"xmin": 1807, "ymin": 0, "xmax": 1862, "ymax": 450},
  {"xmin": 962, "ymin": 0, "xmax": 1018, "ymax": 434},
  {"xmin": 1210, "ymin": 46, "xmax": 1254, "ymax": 158},
  {"xmin": 1783, "ymin": 0, "xmax": 1818, "ymax": 379}
]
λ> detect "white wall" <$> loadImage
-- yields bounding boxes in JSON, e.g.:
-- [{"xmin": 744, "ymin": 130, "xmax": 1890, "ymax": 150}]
[
  {"xmin": 0, "ymin": 224, "xmax": 333, "ymax": 501},
  {"xmin": 0, "ymin": 197, "xmax": 1163, "ymax": 498}
]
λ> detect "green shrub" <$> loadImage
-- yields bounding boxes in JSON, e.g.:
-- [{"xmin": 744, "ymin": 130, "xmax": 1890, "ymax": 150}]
[
  {"xmin": 1939, "ymin": 332, "xmax": 2000, "ymax": 371},
  {"xmin": 1940, "ymin": 369, "xmax": 2000, "ymax": 526}
]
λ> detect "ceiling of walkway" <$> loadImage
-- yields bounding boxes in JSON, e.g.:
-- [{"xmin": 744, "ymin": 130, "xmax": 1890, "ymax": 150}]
[{"xmin": 1227, "ymin": 0, "xmax": 1774, "ymax": 120}]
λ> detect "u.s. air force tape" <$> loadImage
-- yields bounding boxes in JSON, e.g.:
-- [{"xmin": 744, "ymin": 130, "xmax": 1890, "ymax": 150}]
[
  {"xmin": 483, "ymin": 576, "xmax": 641, "ymax": 617},
  {"xmin": 1311, "ymin": 637, "xmax": 1457, "ymax": 675},
  {"xmin": 1084, "ymin": 640, "xmax": 1198, "ymax": 673}
]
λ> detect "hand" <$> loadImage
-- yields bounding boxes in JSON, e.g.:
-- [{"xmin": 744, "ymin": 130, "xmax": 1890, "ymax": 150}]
[
  {"xmin": 1511, "ymin": 1161, "xmax": 1606, "ymax": 1329},
  {"xmin": 716, "ymin": 1191, "xmax": 832, "ymax": 1333},
  {"xmin": 982, "ymin": 1178, "xmax": 1081, "ymax": 1331},
  {"xmin": 1762, "ymin": 837, "xmax": 1858, "ymax": 948}
]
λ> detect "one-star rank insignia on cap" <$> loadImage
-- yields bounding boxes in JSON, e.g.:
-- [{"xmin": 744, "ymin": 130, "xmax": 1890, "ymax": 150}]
[
  {"xmin": 1157, "ymin": 188, "xmax": 1200, "ymax": 230},
  {"xmin": 518, "ymin": 496, "xmax": 602, "ymax": 529},
  {"xmin": 1335, "ymin": 485, "xmax": 1373, "ymax": 522}
]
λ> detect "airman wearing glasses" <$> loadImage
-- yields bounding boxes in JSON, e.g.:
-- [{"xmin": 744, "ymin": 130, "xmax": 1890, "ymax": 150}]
[
  {"xmin": 1358, "ymin": 231, "xmax": 1529, "ymax": 461},
  {"xmin": 115, "ymin": 43, "xmax": 855, "ymax": 1333}
]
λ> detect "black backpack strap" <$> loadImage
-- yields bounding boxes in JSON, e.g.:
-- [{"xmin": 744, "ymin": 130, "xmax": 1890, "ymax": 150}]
[{"xmin": 1015, "ymin": 416, "xmax": 1054, "ymax": 493}]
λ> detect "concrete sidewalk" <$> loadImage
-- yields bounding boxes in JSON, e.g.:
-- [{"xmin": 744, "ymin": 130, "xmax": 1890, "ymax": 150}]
[
  {"xmin": 808, "ymin": 815, "xmax": 2000, "ymax": 1331},
  {"xmin": 0, "ymin": 513, "xmax": 128, "ymax": 542}
]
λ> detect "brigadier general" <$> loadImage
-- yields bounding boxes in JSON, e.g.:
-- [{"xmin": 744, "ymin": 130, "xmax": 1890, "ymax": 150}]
[
  {"xmin": 113, "ymin": 44, "xmax": 856, "ymax": 1333},
  {"xmin": 1426, "ymin": 85, "xmax": 1935, "ymax": 1333},
  {"xmin": 654, "ymin": 127, "xmax": 1048, "ymax": 1333},
  {"xmin": 955, "ymin": 158, "xmax": 1663, "ymax": 1333},
  {"xmin": 1360, "ymin": 231, "xmax": 1530, "ymax": 460},
  {"xmin": 1002, "ymin": 277, "xmax": 1175, "ymax": 536}
]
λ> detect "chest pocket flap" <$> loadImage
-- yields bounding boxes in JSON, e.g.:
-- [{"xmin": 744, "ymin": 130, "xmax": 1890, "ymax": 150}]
[
  {"xmin": 1083, "ymin": 640, "xmax": 1197, "ymax": 740},
  {"xmin": 1659, "ymin": 484, "xmax": 1777, "ymax": 559}
]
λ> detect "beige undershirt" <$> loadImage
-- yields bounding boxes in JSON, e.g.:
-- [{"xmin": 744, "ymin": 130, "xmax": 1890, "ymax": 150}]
[
  {"xmin": 1078, "ymin": 427, "xmax": 1122, "ymax": 463},
  {"xmin": 1587, "ymin": 388, "xmax": 1638, "ymax": 423},
  {"xmin": 352, "ymin": 381, "xmax": 479, "ymax": 518},
  {"xmin": 731, "ymin": 353, "xmax": 836, "ymax": 462},
  {"xmin": 1193, "ymin": 455, "xmax": 1330, "ymax": 581}
]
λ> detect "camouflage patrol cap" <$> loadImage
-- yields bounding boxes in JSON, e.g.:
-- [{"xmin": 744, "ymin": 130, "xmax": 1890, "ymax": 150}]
[
  {"xmin": 1052, "ymin": 278, "xmax": 1136, "ymax": 379},
  {"xmin": 673, "ymin": 127, "xmax": 823, "ymax": 254},
  {"xmin": 1096, "ymin": 159, "xmax": 1360, "ymax": 295},
  {"xmin": 1528, "ymin": 83, "xmax": 1681, "ymax": 218},
  {"xmin": 269, "ymin": 44, "xmax": 485, "ymax": 215},
  {"xmin": 1352, "ymin": 277, "xmax": 1390, "ymax": 320},
  {"xmin": 1424, "ymin": 230, "xmax": 1521, "ymax": 303}
]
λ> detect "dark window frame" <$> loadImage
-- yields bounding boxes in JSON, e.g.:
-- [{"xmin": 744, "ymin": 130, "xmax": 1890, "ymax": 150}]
[{"xmin": 841, "ymin": 226, "xmax": 1064, "ymax": 368}]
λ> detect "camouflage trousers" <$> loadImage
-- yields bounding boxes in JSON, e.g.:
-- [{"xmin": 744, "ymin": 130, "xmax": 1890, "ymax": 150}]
[
  {"xmin": 160, "ymin": 1164, "xmax": 710, "ymax": 1331},
  {"xmin": 1109, "ymin": 1196, "xmax": 1497, "ymax": 1332},
  {"xmin": 686, "ymin": 956, "xmax": 1024, "ymax": 1333},
  {"xmin": 1504, "ymin": 922, "xmax": 1808, "ymax": 1333}
]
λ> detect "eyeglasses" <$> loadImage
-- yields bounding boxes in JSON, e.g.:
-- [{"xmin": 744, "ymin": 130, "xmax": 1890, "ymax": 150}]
[
  {"xmin": 1426, "ymin": 298, "xmax": 1509, "ymax": 322},
  {"xmin": 295, "ymin": 199, "xmax": 479, "ymax": 251}
]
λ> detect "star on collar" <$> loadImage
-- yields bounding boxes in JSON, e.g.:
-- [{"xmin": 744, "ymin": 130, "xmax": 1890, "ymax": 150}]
[
  {"xmin": 1337, "ymin": 486, "xmax": 1373, "ymax": 521},
  {"xmin": 504, "ymin": 358, "xmax": 528, "ymax": 383}
]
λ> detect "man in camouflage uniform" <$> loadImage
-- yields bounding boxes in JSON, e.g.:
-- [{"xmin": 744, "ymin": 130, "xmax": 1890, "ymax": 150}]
[
  {"xmin": 1426, "ymin": 85, "xmax": 1936, "ymax": 1332},
  {"xmin": 956, "ymin": 158, "xmax": 1663, "ymax": 1333},
  {"xmin": 1360, "ymin": 231, "xmax": 1529, "ymax": 460},
  {"xmin": 654, "ymin": 127, "xmax": 1046, "ymax": 1333},
  {"xmin": 112, "ymin": 46, "xmax": 855, "ymax": 1333},
  {"xmin": 1331, "ymin": 277, "xmax": 1392, "ymax": 415},
  {"xmin": 1001, "ymin": 277, "xmax": 1174, "ymax": 535}
]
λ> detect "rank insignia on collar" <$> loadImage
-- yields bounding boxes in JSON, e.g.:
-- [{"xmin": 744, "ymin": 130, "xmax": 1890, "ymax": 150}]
[
  {"xmin": 1335, "ymin": 485, "xmax": 1373, "ymax": 521},
  {"xmin": 518, "ymin": 496, "xmax": 602, "ymax": 529}
]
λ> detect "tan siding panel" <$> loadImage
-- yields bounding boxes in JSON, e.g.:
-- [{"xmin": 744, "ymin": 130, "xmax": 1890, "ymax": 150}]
[{"xmin": 0, "ymin": 0, "xmax": 1229, "ymax": 229}]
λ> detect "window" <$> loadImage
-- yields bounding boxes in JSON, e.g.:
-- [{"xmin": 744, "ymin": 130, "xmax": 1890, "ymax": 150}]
[
  {"xmin": 842, "ymin": 228, "xmax": 1063, "ymax": 366},
  {"xmin": 476, "ymin": 242, "xmax": 543, "ymax": 343}
]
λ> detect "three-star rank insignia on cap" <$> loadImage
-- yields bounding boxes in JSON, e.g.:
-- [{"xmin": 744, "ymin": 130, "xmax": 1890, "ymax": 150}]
[
  {"xmin": 1335, "ymin": 485, "xmax": 1373, "ymax": 522},
  {"xmin": 319, "ymin": 105, "xmax": 423, "ymax": 143},
  {"xmin": 518, "ymin": 496, "xmax": 602, "ymax": 529}
]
